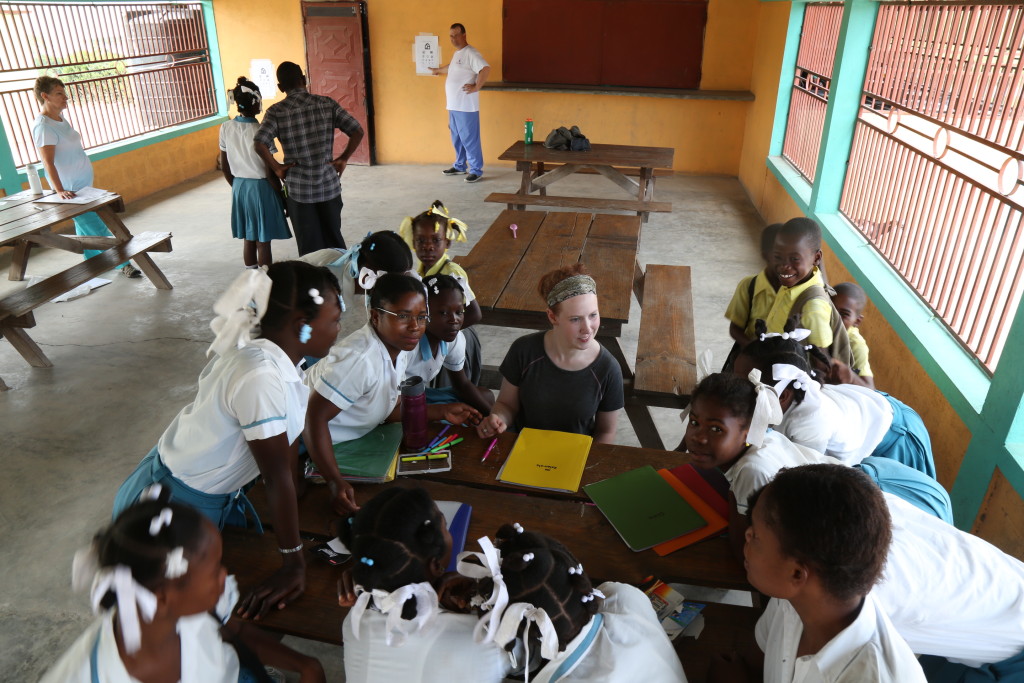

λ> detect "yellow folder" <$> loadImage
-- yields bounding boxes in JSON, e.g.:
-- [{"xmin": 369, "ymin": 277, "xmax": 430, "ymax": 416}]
[{"xmin": 497, "ymin": 428, "xmax": 593, "ymax": 493}]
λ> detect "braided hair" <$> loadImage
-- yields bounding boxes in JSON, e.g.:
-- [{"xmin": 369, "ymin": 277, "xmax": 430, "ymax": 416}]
[
  {"xmin": 738, "ymin": 320, "xmax": 815, "ymax": 404},
  {"xmin": 259, "ymin": 260, "xmax": 340, "ymax": 334},
  {"xmin": 368, "ymin": 272, "xmax": 426, "ymax": 309},
  {"xmin": 338, "ymin": 487, "xmax": 448, "ymax": 619},
  {"xmin": 691, "ymin": 372, "xmax": 757, "ymax": 424},
  {"xmin": 358, "ymin": 231, "xmax": 413, "ymax": 273},
  {"xmin": 494, "ymin": 524, "xmax": 601, "ymax": 650},
  {"xmin": 424, "ymin": 273, "xmax": 464, "ymax": 299},
  {"xmin": 93, "ymin": 494, "xmax": 207, "ymax": 608},
  {"xmin": 230, "ymin": 76, "xmax": 261, "ymax": 116}
]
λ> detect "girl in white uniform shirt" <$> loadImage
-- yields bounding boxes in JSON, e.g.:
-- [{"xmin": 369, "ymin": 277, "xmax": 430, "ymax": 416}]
[
  {"xmin": 336, "ymin": 486, "xmax": 510, "ymax": 683},
  {"xmin": 679, "ymin": 371, "xmax": 835, "ymax": 559},
  {"xmin": 299, "ymin": 230, "xmax": 415, "ymax": 344},
  {"xmin": 734, "ymin": 330, "xmax": 936, "ymax": 479},
  {"xmin": 43, "ymin": 495, "xmax": 324, "ymax": 682},
  {"xmin": 405, "ymin": 274, "xmax": 493, "ymax": 413},
  {"xmin": 710, "ymin": 465, "xmax": 925, "ymax": 683},
  {"xmin": 463, "ymin": 523, "xmax": 686, "ymax": 682},
  {"xmin": 114, "ymin": 262, "xmax": 342, "ymax": 620},
  {"xmin": 304, "ymin": 273, "xmax": 481, "ymax": 516}
]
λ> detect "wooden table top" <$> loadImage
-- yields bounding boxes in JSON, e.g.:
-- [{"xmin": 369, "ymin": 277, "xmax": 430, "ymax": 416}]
[
  {"xmin": 499, "ymin": 140, "xmax": 675, "ymax": 169},
  {"xmin": 0, "ymin": 189, "xmax": 124, "ymax": 246},
  {"xmin": 458, "ymin": 209, "xmax": 641, "ymax": 328},
  {"xmin": 227, "ymin": 475, "xmax": 748, "ymax": 644}
]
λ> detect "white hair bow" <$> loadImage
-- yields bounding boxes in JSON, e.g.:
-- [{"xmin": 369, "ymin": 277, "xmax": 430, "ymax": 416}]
[
  {"xmin": 758, "ymin": 328, "xmax": 812, "ymax": 343},
  {"xmin": 89, "ymin": 566, "xmax": 158, "ymax": 654},
  {"xmin": 771, "ymin": 363, "xmax": 821, "ymax": 411},
  {"xmin": 493, "ymin": 603, "xmax": 561, "ymax": 683},
  {"xmin": 357, "ymin": 267, "xmax": 387, "ymax": 291},
  {"xmin": 208, "ymin": 269, "xmax": 273, "ymax": 357},
  {"xmin": 349, "ymin": 582, "xmax": 439, "ymax": 646},
  {"xmin": 746, "ymin": 368, "xmax": 783, "ymax": 448},
  {"xmin": 457, "ymin": 536, "xmax": 509, "ymax": 643}
]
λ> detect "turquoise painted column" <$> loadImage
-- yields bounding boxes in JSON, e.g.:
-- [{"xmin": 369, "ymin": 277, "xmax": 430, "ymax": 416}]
[
  {"xmin": 201, "ymin": 0, "xmax": 228, "ymax": 117},
  {"xmin": 768, "ymin": 2, "xmax": 808, "ymax": 158},
  {"xmin": 0, "ymin": 117, "xmax": 23, "ymax": 196},
  {"xmin": 809, "ymin": 0, "xmax": 878, "ymax": 214},
  {"xmin": 951, "ymin": 297, "xmax": 1024, "ymax": 525}
]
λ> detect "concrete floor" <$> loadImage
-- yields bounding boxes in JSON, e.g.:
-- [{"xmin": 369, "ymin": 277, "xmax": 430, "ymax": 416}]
[{"xmin": 0, "ymin": 164, "xmax": 764, "ymax": 681}]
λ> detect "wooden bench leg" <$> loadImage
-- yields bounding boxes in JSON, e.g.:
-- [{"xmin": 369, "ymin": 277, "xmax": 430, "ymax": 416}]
[
  {"xmin": 8, "ymin": 240, "xmax": 32, "ymax": 281},
  {"xmin": 132, "ymin": 253, "xmax": 173, "ymax": 290},
  {"xmin": 0, "ymin": 324, "xmax": 53, "ymax": 368},
  {"xmin": 625, "ymin": 402, "xmax": 665, "ymax": 450}
]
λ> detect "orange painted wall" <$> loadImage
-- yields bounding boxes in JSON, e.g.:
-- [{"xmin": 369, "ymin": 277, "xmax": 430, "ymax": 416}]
[
  {"xmin": 89, "ymin": 127, "xmax": 220, "ymax": 204},
  {"xmin": 211, "ymin": 0, "xmax": 759, "ymax": 175}
]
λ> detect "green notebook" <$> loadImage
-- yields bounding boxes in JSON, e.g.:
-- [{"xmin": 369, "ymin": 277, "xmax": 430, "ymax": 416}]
[
  {"xmin": 584, "ymin": 465, "xmax": 708, "ymax": 552},
  {"xmin": 333, "ymin": 422, "xmax": 403, "ymax": 483}
]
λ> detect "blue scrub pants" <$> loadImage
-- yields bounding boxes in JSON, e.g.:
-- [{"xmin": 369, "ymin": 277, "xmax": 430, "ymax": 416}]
[
  {"xmin": 74, "ymin": 210, "xmax": 126, "ymax": 268},
  {"xmin": 448, "ymin": 110, "xmax": 483, "ymax": 176}
]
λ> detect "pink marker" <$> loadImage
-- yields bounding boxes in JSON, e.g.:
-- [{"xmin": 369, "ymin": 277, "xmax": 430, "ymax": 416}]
[{"xmin": 510, "ymin": 223, "xmax": 518, "ymax": 239}]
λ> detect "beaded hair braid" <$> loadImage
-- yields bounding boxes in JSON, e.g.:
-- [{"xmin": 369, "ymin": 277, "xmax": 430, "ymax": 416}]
[
  {"xmin": 260, "ymin": 261, "xmax": 340, "ymax": 333},
  {"xmin": 494, "ymin": 524, "xmax": 601, "ymax": 649},
  {"xmin": 338, "ymin": 487, "xmax": 447, "ymax": 619}
]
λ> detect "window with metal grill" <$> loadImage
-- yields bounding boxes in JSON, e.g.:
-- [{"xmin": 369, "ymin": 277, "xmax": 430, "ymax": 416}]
[
  {"xmin": 781, "ymin": 3, "xmax": 843, "ymax": 182},
  {"xmin": 0, "ymin": 1, "xmax": 218, "ymax": 168},
  {"xmin": 839, "ymin": 2, "xmax": 1024, "ymax": 371}
]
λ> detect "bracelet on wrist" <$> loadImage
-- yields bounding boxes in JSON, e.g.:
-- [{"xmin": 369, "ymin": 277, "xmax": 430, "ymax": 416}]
[{"xmin": 279, "ymin": 543, "xmax": 303, "ymax": 554}]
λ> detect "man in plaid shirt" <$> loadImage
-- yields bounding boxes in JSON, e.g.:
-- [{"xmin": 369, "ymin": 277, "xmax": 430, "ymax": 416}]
[{"xmin": 255, "ymin": 61, "xmax": 364, "ymax": 255}]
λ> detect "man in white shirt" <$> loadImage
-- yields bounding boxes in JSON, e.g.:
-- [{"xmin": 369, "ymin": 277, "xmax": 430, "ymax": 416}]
[{"xmin": 430, "ymin": 23, "xmax": 490, "ymax": 183}]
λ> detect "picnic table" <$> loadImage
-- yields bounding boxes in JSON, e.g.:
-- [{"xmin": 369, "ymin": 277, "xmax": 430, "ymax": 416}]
[
  {"xmin": 486, "ymin": 141, "xmax": 675, "ymax": 222},
  {"xmin": 224, "ymin": 428, "xmax": 753, "ymax": 678},
  {"xmin": 457, "ymin": 209, "xmax": 697, "ymax": 448},
  {"xmin": 0, "ymin": 189, "xmax": 172, "ymax": 384}
]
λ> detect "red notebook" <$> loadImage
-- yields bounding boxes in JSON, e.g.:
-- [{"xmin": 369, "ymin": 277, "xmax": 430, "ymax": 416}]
[
  {"xmin": 669, "ymin": 464, "xmax": 730, "ymax": 520},
  {"xmin": 653, "ymin": 469, "xmax": 728, "ymax": 556}
]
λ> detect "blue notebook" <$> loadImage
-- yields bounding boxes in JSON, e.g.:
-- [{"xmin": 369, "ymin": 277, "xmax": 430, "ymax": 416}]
[{"xmin": 436, "ymin": 500, "xmax": 472, "ymax": 572}]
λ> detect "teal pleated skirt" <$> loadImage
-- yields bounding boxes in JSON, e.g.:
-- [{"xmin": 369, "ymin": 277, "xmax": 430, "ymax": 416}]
[{"xmin": 230, "ymin": 177, "xmax": 291, "ymax": 242}]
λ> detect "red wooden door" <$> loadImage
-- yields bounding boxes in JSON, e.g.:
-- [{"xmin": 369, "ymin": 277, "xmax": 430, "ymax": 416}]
[{"xmin": 302, "ymin": 1, "xmax": 373, "ymax": 164}]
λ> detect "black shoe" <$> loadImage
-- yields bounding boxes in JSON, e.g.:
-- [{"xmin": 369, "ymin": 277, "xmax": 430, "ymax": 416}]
[
  {"xmin": 465, "ymin": 174, "xmax": 482, "ymax": 183},
  {"xmin": 120, "ymin": 264, "xmax": 143, "ymax": 279},
  {"xmin": 442, "ymin": 167, "xmax": 466, "ymax": 176}
]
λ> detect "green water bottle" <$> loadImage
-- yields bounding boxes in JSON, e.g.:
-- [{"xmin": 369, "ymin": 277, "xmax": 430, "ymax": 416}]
[{"xmin": 524, "ymin": 118, "xmax": 534, "ymax": 145}]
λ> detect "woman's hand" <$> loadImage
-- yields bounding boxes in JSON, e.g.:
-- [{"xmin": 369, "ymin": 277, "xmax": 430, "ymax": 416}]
[
  {"xmin": 236, "ymin": 559, "xmax": 305, "ymax": 620},
  {"xmin": 337, "ymin": 569, "xmax": 357, "ymax": 607},
  {"xmin": 327, "ymin": 478, "xmax": 360, "ymax": 516},
  {"xmin": 476, "ymin": 413, "xmax": 507, "ymax": 439},
  {"xmin": 58, "ymin": 189, "xmax": 75, "ymax": 199}
]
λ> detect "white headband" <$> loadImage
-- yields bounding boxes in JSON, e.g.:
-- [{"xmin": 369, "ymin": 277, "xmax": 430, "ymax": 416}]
[
  {"xmin": 771, "ymin": 363, "xmax": 821, "ymax": 411},
  {"xmin": 208, "ymin": 269, "xmax": 272, "ymax": 357},
  {"xmin": 349, "ymin": 581, "xmax": 439, "ymax": 646},
  {"xmin": 746, "ymin": 368, "xmax": 783, "ymax": 447},
  {"xmin": 457, "ymin": 536, "xmax": 509, "ymax": 643}
]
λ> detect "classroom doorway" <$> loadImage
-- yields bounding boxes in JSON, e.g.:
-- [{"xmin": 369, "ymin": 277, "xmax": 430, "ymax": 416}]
[{"xmin": 302, "ymin": 0, "xmax": 375, "ymax": 165}]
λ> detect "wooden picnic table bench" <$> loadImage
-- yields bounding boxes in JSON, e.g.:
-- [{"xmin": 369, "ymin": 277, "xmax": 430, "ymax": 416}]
[
  {"xmin": 0, "ymin": 189, "xmax": 172, "ymax": 386},
  {"xmin": 492, "ymin": 141, "xmax": 675, "ymax": 222}
]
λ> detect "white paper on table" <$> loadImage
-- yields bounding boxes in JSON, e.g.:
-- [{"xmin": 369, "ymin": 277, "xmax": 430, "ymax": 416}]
[
  {"xmin": 32, "ymin": 186, "xmax": 112, "ymax": 204},
  {"xmin": 414, "ymin": 34, "xmax": 440, "ymax": 75},
  {"xmin": 26, "ymin": 275, "xmax": 111, "ymax": 303}
]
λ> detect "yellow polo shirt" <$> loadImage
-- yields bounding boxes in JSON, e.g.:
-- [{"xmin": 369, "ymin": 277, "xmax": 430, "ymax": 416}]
[
  {"xmin": 848, "ymin": 325, "xmax": 873, "ymax": 377},
  {"xmin": 724, "ymin": 267, "xmax": 833, "ymax": 347},
  {"xmin": 419, "ymin": 255, "xmax": 476, "ymax": 303}
]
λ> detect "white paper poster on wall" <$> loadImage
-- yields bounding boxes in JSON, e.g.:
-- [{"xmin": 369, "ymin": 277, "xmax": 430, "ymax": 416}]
[
  {"xmin": 250, "ymin": 59, "xmax": 277, "ymax": 99},
  {"xmin": 414, "ymin": 34, "xmax": 440, "ymax": 75}
]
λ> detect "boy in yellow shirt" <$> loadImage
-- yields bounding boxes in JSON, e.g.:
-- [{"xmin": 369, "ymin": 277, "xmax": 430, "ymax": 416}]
[
  {"xmin": 832, "ymin": 282, "xmax": 875, "ymax": 389},
  {"xmin": 726, "ymin": 217, "xmax": 834, "ymax": 350}
]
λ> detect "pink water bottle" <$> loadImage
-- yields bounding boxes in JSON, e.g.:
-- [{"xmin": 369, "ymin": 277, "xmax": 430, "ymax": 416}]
[{"xmin": 400, "ymin": 376, "xmax": 429, "ymax": 451}]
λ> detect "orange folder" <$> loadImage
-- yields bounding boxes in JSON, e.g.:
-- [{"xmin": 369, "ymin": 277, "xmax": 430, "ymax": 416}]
[{"xmin": 653, "ymin": 469, "xmax": 729, "ymax": 556}]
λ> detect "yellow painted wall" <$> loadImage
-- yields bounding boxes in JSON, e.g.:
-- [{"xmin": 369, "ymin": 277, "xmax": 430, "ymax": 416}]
[
  {"xmin": 90, "ymin": 127, "xmax": 220, "ymax": 204},
  {"xmin": 735, "ymin": 2, "xmax": 979, "ymax": 520},
  {"xmin": 211, "ymin": 0, "xmax": 759, "ymax": 175}
]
